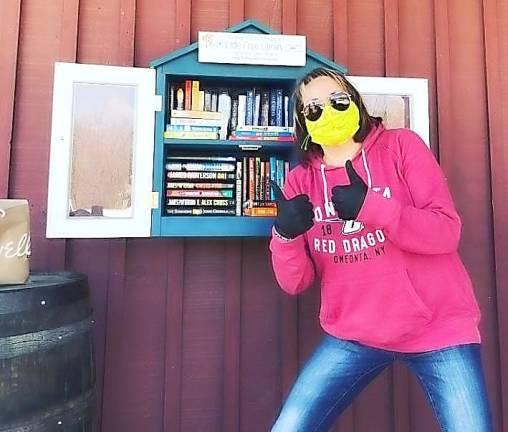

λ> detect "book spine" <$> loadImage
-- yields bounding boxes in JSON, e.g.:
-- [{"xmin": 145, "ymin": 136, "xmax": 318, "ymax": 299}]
[
  {"xmin": 166, "ymin": 207, "xmax": 237, "ymax": 216},
  {"xmin": 248, "ymin": 157, "xmax": 255, "ymax": 205},
  {"xmin": 236, "ymin": 125, "xmax": 294, "ymax": 133},
  {"xmin": 211, "ymin": 92, "xmax": 218, "ymax": 112},
  {"xmin": 255, "ymin": 157, "xmax": 261, "ymax": 201},
  {"xmin": 288, "ymin": 96, "xmax": 294, "ymax": 127},
  {"xmin": 237, "ymin": 95, "xmax": 246, "ymax": 127},
  {"xmin": 285, "ymin": 161, "xmax": 290, "ymax": 188},
  {"xmin": 269, "ymin": 90, "xmax": 277, "ymax": 126},
  {"xmin": 244, "ymin": 207, "xmax": 277, "ymax": 217},
  {"xmin": 167, "ymin": 171, "xmax": 236, "ymax": 180},
  {"xmin": 170, "ymin": 109, "xmax": 222, "ymax": 120},
  {"xmin": 242, "ymin": 157, "xmax": 248, "ymax": 214},
  {"xmin": 236, "ymin": 161, "xmax": 242, "ymax": 216},
  {"xmin": 169, "ymin": 84, "xmax": 174, "ymax": 112},
  {"xmin": 253, "ymin": 93, "xmax": 261, "ymax": 126},
  {"xmin": 284, "ymin": 95, "xmax": 289, "ymax": 127},
  {"xmin": 164, "ymin": 131, "xmax": 218, "ymax": 139},
  {"xmin": 185, "ymin": 80, "xmax": 192, "ymax": 110},
  {"xmin": 260, "ymin": 159, "xmax": 265, "ymax": 202},
  {"xmin": 204, "ymin": 90, "xmax": 211, "ymax": 111},
  {"xmin": 217, "ymin": 91, "xmax": 232, "ymax": 140},
  {"xmin": 167, "ymin": 182, "xmax": 235, "ymax": 189},
  {"xmin": 250, "ymin": 200, "xmax": 277, "ymax": 207},
  {"xmin": 265, "ymin": 161, "xmax": 270, "ymax": 201},
  {"xmin": 276, "ymin": 89, "xmax": 283, "ymax": 126},
  {"xmin": 170, "ymin": 117, "xmax": 223, "ymax": 127},
  {"xmin": 166, "ymin": 125, "xmax": 219, "ymax": 132},
  {"xmin": 276, "ymin": 159, "xmax": 284, "ymax": 188},
  {"xmin": 246, "ymin": 89, "xmax": 254, "ymax": 125},
  {"xmin": 167, "ymin": 190, "xmax": 234, "ymax": 198},
  {"xmin": 167, "ymin": 156, "xmax": 236, "ymax": 162},
  {"xmin": 191, "ymin": 80, "xmax": 200, "ymax": 111},
  {"xmin": 165, "ymin": 162, "xmax": 236, "ymax": 172},
  {"xmin": 228, "ymin": 135, "xmax": 294, "ymax": 141},
  {"xmin": 198, "ymin": 90, "xmax": 205, "ymax": 111},
  {"xmin": 260, "ymin": 91, "xmax": 270, "ymax": 126},
  {"xmin": 269, "ymin": 156, "xmax": 277, "ymax": 200},
  {"xmin": 167, "ymin": 198, "xmax": 235, "ymax": 206},
  {"xmin": 231, "ymin": 98, "xmax": 239, "ymax": 131}
]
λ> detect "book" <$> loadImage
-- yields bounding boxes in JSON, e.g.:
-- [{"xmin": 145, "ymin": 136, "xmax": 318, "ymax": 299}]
[
  {"xmin": 211, "ymin": 92, "xmax": 218, "ymax": 112},
  {"xmin": 166, "ymin": 182, "xmax": 235, "ymax": 189},
  {"xmin": 248, "ymin": 157, "xmax": 255, "ymax": 204},
  {"xmin": 165, "ymin": 161, "xmax": 236, "ymax": 172},
  {"xmin": 166, "ymin": 125, "xmax": 219, "ymax": 132},
  {"xmin": 185, "ymin": 80, "xmax": 192, "ymax": 110},
  {"xmin": 198, "ymin": 90, "xmax": 205, "ymax": 111},
  {"xmin": 237, "ymin": 95, "xmax": 246, "ymax": 127},
  {"xmin": 167, "ymin": 190, "xmax": 234, "ymax": 198},
  {"xmin": 167, "ymin": 198, "xmax": 235, "ymax": 207},
  {"xmin": 204, "ymin": 90, "xmax": 211, "ymax": 111},
  {"xmin": 170, "ymin": 117, "xmax": 223, "ymax": 127},
  {"xmin": 284, "ymin": 95, "xmax": 289, "ymax": 127},
  {"xmin": 242, "ymin": 157, "xmax": 248, "ymax": 214},
  {"xmin": 270, "ymin": 156, "xmax": 277, "ymax": 200},
  {"xmin": 265, "ymin": 161, "xmax": 271, "ymax": 201},
  {"xmin": 236, "ymin": 161, "xmax": 242, "ymax": 216},
  {"xmin": 276, "ymin": 159, "xmax": 284, "ymax": 188},
  {"xmin": 230, "ymin": 97, "xmax": 239, "ymax": 131},
  {"xmin": 169, "ymin": 84, "xmax": 175, "ymax": 112},
  {"xmin": 253, "ymin": 93, "xmax": 261, "ymax": 126},
  {"xmin": 244, "ymin": 206, "xmax": 277, "ymax": 217},
  {"xmin": 167, "ymin": 171, "xmax": 236, "ymax": 180},
  {"xmin": 171, "ymin": 109, "xmax": 222, "ymax": 120},
  {"xmin": 166, "ymin": 207, "xmax": 236, "ymax": 216},
  {"xmin": 255, "ymin": 157, "xmax": 261, "ymax": 200},
  {"xmin": 236, "ymin": 125, "xmax": 294, "ymax": 133},
  {"xmin": 276, "ymin": 89, "xmax": 283, "ymax": 126},
  {"xmin": 260, "ymin": 91, "xmax": 270, "ymax": 126},
  {"xmin": 231, "ymin": 130, "xmax": 293, "ymax": 137},
  {"xmin": 218, "ymin": 91, "xmax": 232, "ymax": 140},
  {"xmin": 166, "ymin": 156, "xmax": 236, "ymax": 162},
  {"xmin": 228, "ymin": 135, "xmax": 294, "ymax": 141},
  {"xmin": 191, "ymin": 80, "xmax": 200, "ymax": 111},
  {"xmin": 246, "ymin": 89, "xmax": 254, "ymax": 125},
  {"xmin": 269, "ymin": 90, "xmax": 277, "ymax": 126},
  {"xmin": 260, "ymin": 159, "xmax": 265, "ymax": 201},
  {"xmin": 164, "ymin": 130, "xmax": 218, "ymax": 139}
]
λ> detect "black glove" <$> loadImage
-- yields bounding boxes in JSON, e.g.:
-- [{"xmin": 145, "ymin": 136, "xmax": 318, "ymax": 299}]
[
  {"xmin": 331, "ymin": 160, "xmax": 368, "ymax": 220},
  {"xmin": 270, "ymin": 180, "xmax": 314, "ymax": 239}
]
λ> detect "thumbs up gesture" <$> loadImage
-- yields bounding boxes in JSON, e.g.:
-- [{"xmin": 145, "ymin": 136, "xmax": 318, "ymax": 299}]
[
  {"xmin": 270, "ymin": 180, "xmax": 314, "ymax": 239},
  {"xmin": 331, "ymin": 160, "xmax": 368, "ymax": 221}
]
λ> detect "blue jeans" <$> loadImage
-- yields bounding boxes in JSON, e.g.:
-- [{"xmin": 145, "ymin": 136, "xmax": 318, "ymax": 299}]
[{"xmin": 271, "ymin": 335, "xmax": 493, "ymax": 431}]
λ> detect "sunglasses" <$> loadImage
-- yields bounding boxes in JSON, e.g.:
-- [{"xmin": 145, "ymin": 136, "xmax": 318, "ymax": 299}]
[{"xmin": 301, "ymin": 91, "xmax": 352, "ymax": 121}]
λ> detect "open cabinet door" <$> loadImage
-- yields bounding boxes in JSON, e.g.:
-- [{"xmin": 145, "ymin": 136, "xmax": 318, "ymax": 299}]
[{"xmin": 47, "ymin": 62, "xmax": 160, "ymax": 238}]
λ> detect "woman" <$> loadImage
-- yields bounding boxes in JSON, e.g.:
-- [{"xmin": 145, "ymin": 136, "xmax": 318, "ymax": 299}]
[{"xmin": 269, "ymin": 67, "xmax": 493, "ymax": 431}]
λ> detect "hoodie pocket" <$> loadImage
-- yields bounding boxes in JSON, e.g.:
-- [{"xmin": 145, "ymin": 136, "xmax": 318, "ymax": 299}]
[{"xmin": 321, "ymin": 268, "xmax": 433, "ymax": 346}]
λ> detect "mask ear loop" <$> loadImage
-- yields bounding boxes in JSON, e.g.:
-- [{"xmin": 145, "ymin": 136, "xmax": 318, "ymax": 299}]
[{"xmin": 301, "ymin": 134, "xmax": 311, "ymax": 151}]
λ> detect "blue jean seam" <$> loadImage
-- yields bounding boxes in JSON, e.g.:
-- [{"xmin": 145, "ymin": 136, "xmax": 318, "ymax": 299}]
[
  {"xmin": 415, "ymin": 369, "xmax": 448, "ymax": 432},
  {"xmin": 312, "ymin": 360, "xmax": 393, "ymax": 432}
]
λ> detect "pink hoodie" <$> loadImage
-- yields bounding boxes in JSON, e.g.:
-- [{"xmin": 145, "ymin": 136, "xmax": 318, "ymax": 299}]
[{"xmin": 270, "ymin": 124, "xmax": 482, "ymax": 352}]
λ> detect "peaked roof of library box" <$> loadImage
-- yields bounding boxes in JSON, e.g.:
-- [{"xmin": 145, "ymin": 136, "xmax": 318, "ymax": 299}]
[{"xmin": 149, "ymin": 19, "xmax": 347, "ymax": 77}]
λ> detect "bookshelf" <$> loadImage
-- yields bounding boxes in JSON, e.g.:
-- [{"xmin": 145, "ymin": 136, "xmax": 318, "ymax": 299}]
[{"xmin": 149, "ymin": 19, "xmax": 346, "ymax": 237}]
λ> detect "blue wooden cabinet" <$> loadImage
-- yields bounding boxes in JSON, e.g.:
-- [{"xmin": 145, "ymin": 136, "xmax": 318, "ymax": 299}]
[{"xmin": 149, "ymin": 19, "xmax": 346, "ymax": 237}]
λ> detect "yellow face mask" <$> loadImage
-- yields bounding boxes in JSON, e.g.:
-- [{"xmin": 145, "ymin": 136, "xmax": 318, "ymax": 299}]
[{"xmin": 305, "ymin": 101, "xmax": 360, "ymax": 147}]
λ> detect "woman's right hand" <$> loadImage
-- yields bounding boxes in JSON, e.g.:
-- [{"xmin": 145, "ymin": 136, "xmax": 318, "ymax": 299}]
[{"xmin": 270, "ymin": 181, "xmax": 314, "ymax": 239}]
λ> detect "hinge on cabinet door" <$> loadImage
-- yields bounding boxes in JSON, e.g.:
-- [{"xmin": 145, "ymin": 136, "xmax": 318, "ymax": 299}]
[
  {"xmin": 153, "ymin": 95, "xmax": 163, "ymax": 112},
  {"xmin": 151, "ymin": 192, "xmax": 160, "ymax": 209}
]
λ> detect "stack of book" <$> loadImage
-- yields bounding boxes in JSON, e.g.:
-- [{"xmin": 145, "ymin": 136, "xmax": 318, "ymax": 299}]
[
  {"xmin": 230, "ymin": 125, "xmax": 294, "ymax": 142},
  {"xmin": 165, "ymin": 155, "xmax": 289, "ymax": 217},
  {"xmin": 165, "ymin": 79, "xmax": 225, "ymax": 140},
  {"xmin": 165, "ymin": 156, "xmax": 238, "ymax": 216}
]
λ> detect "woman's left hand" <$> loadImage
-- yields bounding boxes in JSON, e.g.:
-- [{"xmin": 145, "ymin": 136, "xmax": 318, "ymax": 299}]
[{"xmin": 331, "ymin": 160, "xmax": 368, "ymax": 220}]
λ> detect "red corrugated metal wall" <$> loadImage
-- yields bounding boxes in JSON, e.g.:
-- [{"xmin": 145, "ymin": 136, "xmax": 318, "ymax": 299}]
[{"xmin": 1, "ymin": 1, "xmax": 506, "ymax": 431}]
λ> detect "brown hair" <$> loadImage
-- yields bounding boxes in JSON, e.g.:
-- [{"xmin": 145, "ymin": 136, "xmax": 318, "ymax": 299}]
[{"xmin": 292, "ymin": 67, "xmax": 381, "ymax": 165}]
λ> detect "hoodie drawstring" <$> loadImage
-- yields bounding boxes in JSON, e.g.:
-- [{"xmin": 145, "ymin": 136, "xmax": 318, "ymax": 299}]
[{"xmin": 320, "ymin": 148, "xmax": 373, "ymax": 207}]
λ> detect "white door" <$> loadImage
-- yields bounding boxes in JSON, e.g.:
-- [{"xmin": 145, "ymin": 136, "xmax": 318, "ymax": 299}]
[{"xmin": 47, "ymin": 62, "xmax": 160, "ymax": 238}]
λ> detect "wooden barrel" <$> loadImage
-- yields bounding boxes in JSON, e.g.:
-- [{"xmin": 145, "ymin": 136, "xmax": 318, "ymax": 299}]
[{"xmin": 0, "ymin": 272, "xmax": 96, "ymax": 432}]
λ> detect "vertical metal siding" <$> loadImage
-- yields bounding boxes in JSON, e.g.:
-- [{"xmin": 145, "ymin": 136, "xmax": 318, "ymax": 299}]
[{"xmin": 1, "ymin": 1, "xmax": 506, "ymax": 431}]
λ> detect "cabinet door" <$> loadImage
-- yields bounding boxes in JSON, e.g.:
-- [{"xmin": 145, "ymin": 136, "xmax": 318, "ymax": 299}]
[{"xmin": 47, "ymin": 62, "xmax": 160, "ymax": 238}]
